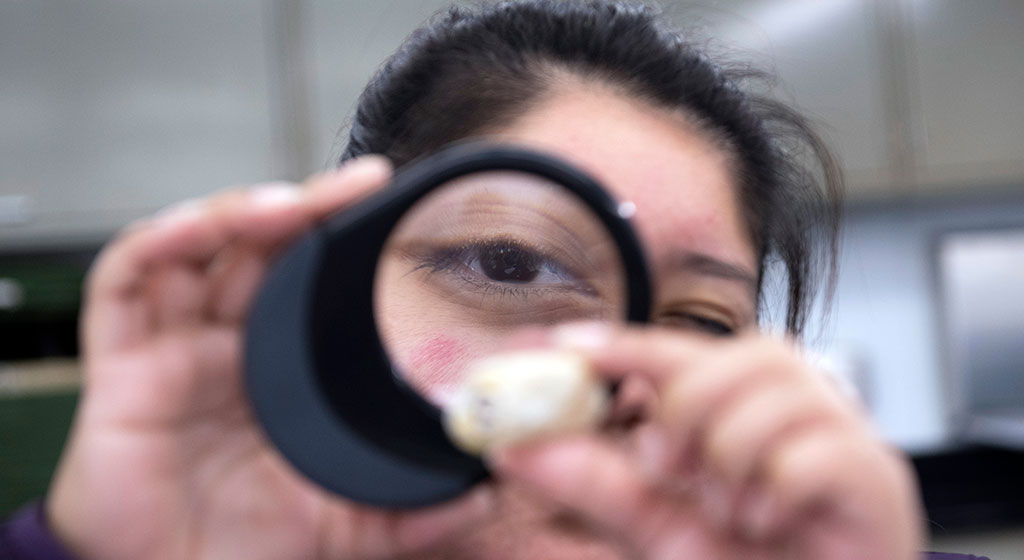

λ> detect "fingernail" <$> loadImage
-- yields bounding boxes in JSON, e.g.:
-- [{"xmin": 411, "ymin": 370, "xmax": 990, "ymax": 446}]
[
  {"xmin": 552, "ymin": 322, "xmax": 611, "ymax": 352},
  {"xmin": 152, "ymin": 199, "xmax": 203, "ymax": 228},
  {"xmin": 742, "ymin": 490, "xmax": 776, "ymax": 540},
  {"xmin": 249, "ymin": 183, "xmax": 302, "ymax": 208},
  {"xmin": 336, "ymin": 155, "xmax": 392, "ymax": 177}
]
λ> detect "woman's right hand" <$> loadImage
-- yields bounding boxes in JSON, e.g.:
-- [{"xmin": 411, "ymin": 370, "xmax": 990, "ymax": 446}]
[{"xmin": 46, "ymin": 157, "xmax": 493, "ymax": 560}]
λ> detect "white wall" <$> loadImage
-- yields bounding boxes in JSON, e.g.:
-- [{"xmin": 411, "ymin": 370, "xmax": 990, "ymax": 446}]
[{"xmin": 815, "ymin": 193, "xmax": 1024, "ymax": 451}]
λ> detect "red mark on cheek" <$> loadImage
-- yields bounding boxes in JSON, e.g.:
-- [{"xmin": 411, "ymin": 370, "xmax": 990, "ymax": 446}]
[{"xmin": 407, "ymin": 336, "xmax": 467, "ymax": 398}]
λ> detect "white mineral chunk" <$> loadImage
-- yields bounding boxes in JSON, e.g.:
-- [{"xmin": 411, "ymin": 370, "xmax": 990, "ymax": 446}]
[{"xmin": 443, "ymin": 349, "xmax": 609, "ymax": 455}]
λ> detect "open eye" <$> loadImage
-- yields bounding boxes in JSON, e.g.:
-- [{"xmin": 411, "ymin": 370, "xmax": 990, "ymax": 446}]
[
  {"xmin": 394, "ymin": 235, "xmax": 613, "ymax": 325},
  {"xmin": 414, "ymin": 238, "xmax": 592, "ymax": 296},
  {"xmin": 463, "ymin": 240, "xmax": 581, "ymax": 288},
  {"xmin": 476, "ymin": 242, "xmax": 544, "ymax": 283}
]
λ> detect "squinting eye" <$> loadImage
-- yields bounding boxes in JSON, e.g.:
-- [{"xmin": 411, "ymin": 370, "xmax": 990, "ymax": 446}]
[
  {"xmin": 689, "ymin": 315, "xmax": 734, "ymax": 337},
  {"xmin": 659, "ymin": 313, "xmax": 735, "ymax": 337}
]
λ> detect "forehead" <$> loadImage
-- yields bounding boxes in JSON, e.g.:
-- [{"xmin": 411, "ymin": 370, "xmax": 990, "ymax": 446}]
[{"xmin": 490, "ymin": 85, "xmax": 758, "ymax": 275}]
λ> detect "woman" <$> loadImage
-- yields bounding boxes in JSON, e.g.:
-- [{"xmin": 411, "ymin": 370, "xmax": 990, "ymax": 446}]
[{"xmin": 4, "ymin": 1, "xmax": 951, "ymax": 558}]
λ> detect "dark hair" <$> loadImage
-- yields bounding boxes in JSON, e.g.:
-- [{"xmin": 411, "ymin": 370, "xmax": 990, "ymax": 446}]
[{"xmin": 340, "ymin": 0, "xmax": 842, "ymax": 337}]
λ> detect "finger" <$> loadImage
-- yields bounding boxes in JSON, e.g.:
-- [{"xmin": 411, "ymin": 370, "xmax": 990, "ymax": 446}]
[
  {"xmin": 83, "ymin": 200, "xmax": 223, "ymax": 357},
  {"xmin": 87, "ymin": 325, "xmax": 241, "ymax": 424},
  {"xmin": 606, "ymin": 375, "xmax": 659, "ymax": 429},
  {"xmin": 304, "ymin": 155, "xmax": 392, "ymax": 221},
  {"xmin": 202, "ymin": 157, "xmax": 394, "ymax": 325},
  {"xmin": 551, "ymin": 322, "xmax": 714, "ymax": 385},
  {"xmin": 83, "ymin": 189, "xmax": 280, "ymax": 356},
  {"xmin": 148, "ymin": 263, "xmax": 207, "ymax": 330},
  {"xmin": 487, "ymin": 434, "xmax": 662, "ymax": 542},
  {"xmin": 152, "ymin": 325, "xmax": 244, "ymax": 419},
  {"xmin": 702, "ymin": 381, "xmax": 848, "ymax": 489},
  {"xmin": 320, "ymin": 486, "xmax": 494, "ymax": 558},
  {"xmin": 207, "ymin": 183, "xmax": 307, "ymax": 248},
  {"xmin": 379, "ymin": 486, "xmax": 495, "ymax": 554},
  {"xmin": 750, "ymin": 434, "xmax": 923, "ymax": 555},
  {"xmin": 657, "ymin": 339, "xmax": 798, "ymax": 471},
  {"xmin": 742, "ymin": 426, "xmax": 865, "ymax": 540},
  {"xmin": 81, "ymin": 272, "xmax": 151, "ymax": 366},
  {"xmin": 204, "ymin": 246, "xmax": 271, "ymax": 324},
  {"xmin": 203, "ymin": 156, "xmax": 391, "ymax": 250},
  {"xmin": 83, "ymin": 158, "xmax": 387, "ymax": 356}
]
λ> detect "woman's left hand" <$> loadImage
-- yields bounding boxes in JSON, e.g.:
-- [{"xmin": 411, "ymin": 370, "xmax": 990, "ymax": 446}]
[{"xmin": 487, "ymin": 324, "xmax": 924, "ymax": 559}]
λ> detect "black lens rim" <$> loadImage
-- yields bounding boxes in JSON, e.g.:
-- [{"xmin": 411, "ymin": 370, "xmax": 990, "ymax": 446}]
[{"xmin": 245, "ymin": 142, "xmax": 652, "ymax": 508}]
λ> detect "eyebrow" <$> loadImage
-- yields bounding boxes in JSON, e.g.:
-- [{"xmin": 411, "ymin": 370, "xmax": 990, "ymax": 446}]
[{"xmin": 670, "ymin": 251, "xmax": 759, "ymax": 293}]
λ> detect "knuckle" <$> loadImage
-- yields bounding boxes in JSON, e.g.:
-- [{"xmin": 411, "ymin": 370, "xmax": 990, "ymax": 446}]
[
  {"xmin": 84, "ymin": 236, "xmax": 139, "ymax": 294},
  {"xmin": 155, "ymin": 333, "xmax": 200, "ymax": 377},
  {"xmin": 704, "ymin": 426, "xmax": 741, "ymax": 476},
  {"xmin": 768, "ymin": 429, "xmax": 849, "ymax": 500}
]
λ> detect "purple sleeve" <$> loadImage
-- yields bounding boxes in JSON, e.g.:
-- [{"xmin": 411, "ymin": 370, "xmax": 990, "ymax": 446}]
[
  {"xmin": 1, "ymin": 502, "xmax": 79, "ymax": 560},
  {"xmin": 0, "ymin": 502, "xmax": 992, "ymax": 560}
]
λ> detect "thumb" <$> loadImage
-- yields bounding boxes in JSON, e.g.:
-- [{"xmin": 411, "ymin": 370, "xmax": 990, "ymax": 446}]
[{"xmin": 486, "ymin": 434, "xmax": 655, "ymax": 539}]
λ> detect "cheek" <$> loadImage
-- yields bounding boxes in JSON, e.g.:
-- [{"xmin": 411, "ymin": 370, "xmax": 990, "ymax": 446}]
[
  {"xmin": 404, "ymin": 335, "xmax": 470, "ymax": 404},
  {"xmin": 409, "ymin": 336, "xmax": 465, "ymax": 378},
  {"xmin": 400, "ymin": 328, "xmax": 533, "ymax": 405}
]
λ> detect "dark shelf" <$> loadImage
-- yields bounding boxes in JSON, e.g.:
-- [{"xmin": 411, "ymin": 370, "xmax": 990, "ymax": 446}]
[{"xmin": 913, "ymin": 446, "xmax": 1024, "ymax": 533}]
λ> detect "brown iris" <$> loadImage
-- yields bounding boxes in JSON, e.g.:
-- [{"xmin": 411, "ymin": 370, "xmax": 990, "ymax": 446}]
[{"xmin": 478, "ymin": 243, "xmax": 542, "ymax": 283}]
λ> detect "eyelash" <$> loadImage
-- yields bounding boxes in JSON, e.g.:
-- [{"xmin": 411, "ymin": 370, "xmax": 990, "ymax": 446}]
[
  {"xmin": 411, "ymin": 240, "xmax": 593, "ymax": 300},
  {"xmin": 660, "ymin": 313, "xmax": 735, "ymax": 337},
  {"xmin": 409, "ymin": 241, "xmax": 737, "ymax": 337}
]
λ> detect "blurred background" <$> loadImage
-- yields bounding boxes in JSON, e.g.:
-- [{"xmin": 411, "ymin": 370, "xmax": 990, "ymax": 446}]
[{"xmin": 1, "ymin": 0, "xmax": 1022, "ymax": 554}]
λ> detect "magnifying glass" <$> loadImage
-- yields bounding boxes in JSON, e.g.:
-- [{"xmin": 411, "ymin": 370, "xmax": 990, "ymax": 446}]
[{"xmin": 245, "ymin": 142, "xmax": 651, "ymax": 508}]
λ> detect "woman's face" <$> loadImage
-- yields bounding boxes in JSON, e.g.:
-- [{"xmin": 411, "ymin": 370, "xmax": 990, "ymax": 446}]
[
  {"xmin": 373, "ymin": 82, "xmax": 761, "ymax": 557},
  {"xmin": 375, "ymin": 82, "xmax": 760, "ymax": 406}
]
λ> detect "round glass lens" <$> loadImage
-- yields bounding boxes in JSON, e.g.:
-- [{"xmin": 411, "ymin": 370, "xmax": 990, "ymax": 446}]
[{"xmin": 374, "ymin": 170, "xmax": 628, "ymax": 406}]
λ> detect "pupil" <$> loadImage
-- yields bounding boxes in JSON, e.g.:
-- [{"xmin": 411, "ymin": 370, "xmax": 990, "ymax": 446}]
[{"xmin": 479, "ymin": 244, "xmax": 541, "ymax": 282}]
